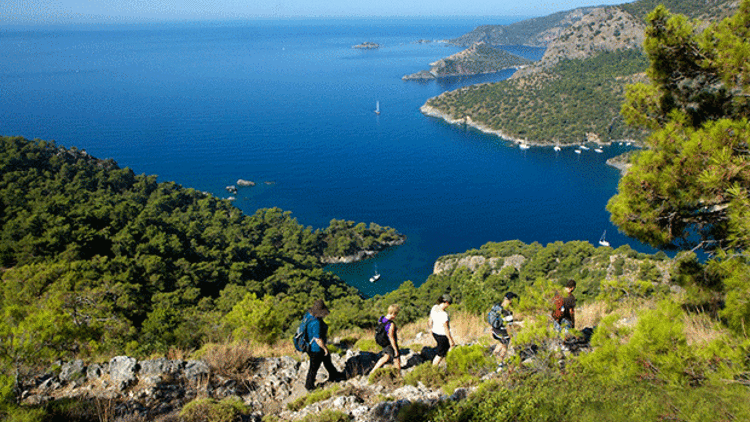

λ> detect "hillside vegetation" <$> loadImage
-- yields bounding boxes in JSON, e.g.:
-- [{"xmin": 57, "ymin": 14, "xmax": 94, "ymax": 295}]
[{"xmin": 424, "ymin": 48, "xmax": 649, "ymax": 145}]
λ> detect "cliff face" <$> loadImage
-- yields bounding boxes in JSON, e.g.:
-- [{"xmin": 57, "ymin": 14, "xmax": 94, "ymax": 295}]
[
  {"xmin": 530, "ymin": 7, "xmax": 645, "ymax": 70},
  {"xmin": 449, "ymin": 7, "xmax": 602, "ymax": 47}
]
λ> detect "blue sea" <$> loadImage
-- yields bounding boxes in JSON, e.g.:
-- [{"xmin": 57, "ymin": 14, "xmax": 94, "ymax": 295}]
[{"xmin": 0, "ymin": 18, "xmax": 655, "ymax": 297}]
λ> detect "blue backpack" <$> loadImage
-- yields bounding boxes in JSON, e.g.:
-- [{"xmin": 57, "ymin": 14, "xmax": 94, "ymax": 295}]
[
  {"xmin": 488, "ymin": 303, "xmax": 504, "ymax": 330},
  {"xmin": 293, "ymin": 313, "xmax": 315, "ymax": 352}
]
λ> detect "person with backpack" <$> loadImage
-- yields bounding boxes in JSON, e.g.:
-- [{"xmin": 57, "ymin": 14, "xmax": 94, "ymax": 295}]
[
  {"xmin": 552, "ymin": 279, "xmax": 577, "ymax": 335},
  {"xmin": 429, "ymin": 294, "xmax": 456, "ymax": 366},
  {"xmin": 488, "ymin": 292, "xmax": 518, "ymax": 364},
  {"xmin": 370, "ymin": 304, "xmax": 401, "ymax": 374},
  {"xmin": 298, "ymin": 299, "xmax": 345, "ymax": 391}
]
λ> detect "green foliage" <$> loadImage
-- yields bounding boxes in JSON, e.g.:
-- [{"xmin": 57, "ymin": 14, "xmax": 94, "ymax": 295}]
[
  {"xmin": 403, "ymin": 362, "xmax": 448, "ymax": 390},
  {"xmin": 354, "ymin": 339, "xmax": 379, "ymax": 353},
  {"xmin": 598, "ymin": 277, "xmax": 668, "ymax": 304},
  {"xmin": 368, "ymin": 366, "xmax": 402, "ymax": 387},
  {"xmin": 287, "ymin": 385, "xmax": 341, "ymax": 411},
  {"xmin": 222, "ymin": 293, "xmax": 283, "ymax": 345},
  {"xmin": 404, "ymin": 345, "xmax": 495, "ymax": 393},
  {"xmin": 319, "ymin": 219, "xmax": 404, "ymax": 258},
  {"xmin": 0, "ymin": 136, "xmax": 371, "ymax": 362},
  {"xmin": 611, "ymin": 2, "xmax": 750, "ymax": 250},
  {"xmin": 423, "ymin": 371, "xmax": 750, "ymax": 422},
  {"xmin": 179, "ymin": 397, "xmax": 248, "ymax": 422},
  {"xmin": 619, "ymin": 0, "xmax": 738, "ymax": 21},
  {"xmin": 1, "ymin": 407, "xmax": 47, "ymax": 422},
  {"xmin": 299, "ymin": 410, "xmax": 352, "ymax": 422}
]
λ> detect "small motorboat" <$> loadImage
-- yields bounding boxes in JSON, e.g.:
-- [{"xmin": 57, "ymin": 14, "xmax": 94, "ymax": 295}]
[
  {"xmin": 369, "ymin": 266, "xmax": 380, "ymax": 283},
  {"xmin": 599, "ymin": 230, "xmax": 610, "ymax": 247}
]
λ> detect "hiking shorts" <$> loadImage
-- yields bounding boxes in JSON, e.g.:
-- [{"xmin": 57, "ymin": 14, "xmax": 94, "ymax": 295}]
[
  {"xmin": 492, "ymin": 331, "xmax": 510, "ymax": 346},
  {"xmin": 433, "ymin": 333, "xmax": 449, "ymax": 357},
  {"xmin": 382, "ymin": 344, "xmax": 397, "ymax": 358}
]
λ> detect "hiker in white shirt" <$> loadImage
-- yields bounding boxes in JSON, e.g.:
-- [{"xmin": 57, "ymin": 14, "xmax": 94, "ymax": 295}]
[{"xmin": 429, "ymin": 294, "xmax": 456, "ymax": 366}]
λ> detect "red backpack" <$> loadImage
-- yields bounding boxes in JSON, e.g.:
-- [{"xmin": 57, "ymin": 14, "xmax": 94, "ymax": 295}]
[{"xmin": 551, "ymin": 292, "xmax": 565, "ymax": 321}]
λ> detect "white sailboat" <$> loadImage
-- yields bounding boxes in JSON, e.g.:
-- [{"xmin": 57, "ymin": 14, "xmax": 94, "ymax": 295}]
[
  {"xmin": 599, "ymin": 230, "xmax": 610, "ymax": 247},
  {"xmin": 369, "ymin": 265, "xmax": 381, "ymax": 283},
  {"xmin": 374, "ymin": 101, "xmax": 380, "ymax": 115},
  {"xmin": 553, "ymin": 145, "xmax": 561, "ymax": 152}
]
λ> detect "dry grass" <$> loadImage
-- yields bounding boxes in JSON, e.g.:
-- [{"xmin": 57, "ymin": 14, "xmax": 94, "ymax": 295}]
[
  {"xmin": 683, "ymin": 311, "xmax": 728, "ymax": 346},
  {"xmin": 576, "ymin": 301, "xmax": 609, "ymax": 328}
]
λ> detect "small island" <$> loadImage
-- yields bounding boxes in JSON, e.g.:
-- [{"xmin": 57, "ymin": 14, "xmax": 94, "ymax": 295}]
[{"xmin": 352, "ymin": 41, "xmax": 380, "ymax": 49}]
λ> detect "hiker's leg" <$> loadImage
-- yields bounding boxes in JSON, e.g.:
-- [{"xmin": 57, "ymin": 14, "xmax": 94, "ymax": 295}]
[
  {"xmin": 305, "ymin": 352, "xmax": 323, "ymax": 390},
  {"xmin": 371, "ymin": 354, "xmax": 390, "ymax": 373},
  {"xmin": 322, "ymin": 353, "xmax": 343, "ymax": 381}
]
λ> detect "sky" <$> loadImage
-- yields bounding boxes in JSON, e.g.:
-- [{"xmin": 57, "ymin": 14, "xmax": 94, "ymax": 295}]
[{"xmin": 3, "ymin": 0, "xmax": 632, "ymax": 24}]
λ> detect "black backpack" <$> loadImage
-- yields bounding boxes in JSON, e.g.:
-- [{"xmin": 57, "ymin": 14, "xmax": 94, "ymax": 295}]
[
  {"xmin": 293, "ymin": 313, "xmax": 314, "ymax": 352},
  {"xmin": 375, "ymin": 317, "xmax": 391, "ymax": 347}
]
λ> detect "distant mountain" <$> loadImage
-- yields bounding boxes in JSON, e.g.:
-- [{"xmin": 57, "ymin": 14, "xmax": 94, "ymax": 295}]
[
  {"xmin": 449, "ymin": 7, "xmax": 602, "ymax": 47},
  {"xmin": 402, "ymin": 42, "xmax": 533, "ymax": 80}
]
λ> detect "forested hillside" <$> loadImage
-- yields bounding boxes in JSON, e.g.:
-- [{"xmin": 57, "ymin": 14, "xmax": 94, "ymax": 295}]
[
  {"xmin": 424, "ymin": 48, "xmax": 649, "ymax": 144},
  {"xmin": 0, "ymin": 136, "xmax": 407, "ymax": 360}
]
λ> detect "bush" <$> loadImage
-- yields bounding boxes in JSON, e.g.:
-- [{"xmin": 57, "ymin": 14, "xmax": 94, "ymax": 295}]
[
  {"xmin": 354, "ymin": 339, "xmax": 379, "ymax": 353},
  {"xmin": 368, "ymin": 366, "xmax": 401, "ymax": 387},
  {"xmin": 299, "ymin": 410, "xmax": 352, "ymax": 422},
  {"xmin": 179, "ymin": 397, "xmax": 248, "ymax": 422},
  {"xmin": 287, "ymin": 385, "xmax": 341, "ymax": 412}
]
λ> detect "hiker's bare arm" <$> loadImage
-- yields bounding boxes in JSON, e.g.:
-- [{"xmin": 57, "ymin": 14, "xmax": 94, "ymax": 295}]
[
  {"xmin": 314, "ymin": 338, "xmax": 328, "ymax": 355},
  {"xmin": 445, "ymin": 321, "xmax": 455, "ymax": 347}
]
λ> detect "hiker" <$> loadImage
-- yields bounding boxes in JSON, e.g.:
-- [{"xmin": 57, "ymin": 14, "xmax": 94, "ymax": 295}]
[
  {"xmin": 489, "ymin": 292, "xmax": 518, "ymax": 363},
  {"xmin": 429, "ymin": 294, "xmax": 456, "ymax": 366},
  {"xmin": 552, "ymin": 279, "xmax": 577, "ymax": 334},
  {"xmin": 303, "ymin": 299, "xmax": 345, "ymax": 391},
  {"xmin": 371, "ymin": 304, "xmax": 401, "ymax": 374}
]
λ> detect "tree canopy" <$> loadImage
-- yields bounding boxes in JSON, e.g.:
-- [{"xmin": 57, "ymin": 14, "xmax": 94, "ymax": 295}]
[{"xmin": 609, "ymin": 0, "xmax": 750, "ymax": 251}]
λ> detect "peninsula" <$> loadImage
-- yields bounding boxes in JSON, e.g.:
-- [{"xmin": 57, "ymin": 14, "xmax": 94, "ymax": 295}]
[{"xmin": 403, "ymin": 42, "xmax": 532, "ymax": 80}]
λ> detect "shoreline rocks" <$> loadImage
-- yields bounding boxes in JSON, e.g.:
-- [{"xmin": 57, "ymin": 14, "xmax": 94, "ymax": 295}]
[{"xmin": 353, "ymin": 42, "xmax": 379, "ymax": 49}]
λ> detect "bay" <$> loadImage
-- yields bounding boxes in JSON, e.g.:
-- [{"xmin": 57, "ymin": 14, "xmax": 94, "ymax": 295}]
[{"xmin": 0, "ymin": 18, "xmax": 655, "ymax": 297}]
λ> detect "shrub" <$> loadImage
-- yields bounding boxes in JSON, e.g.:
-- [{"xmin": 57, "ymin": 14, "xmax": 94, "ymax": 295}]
[
  {"xmin": 354, "ymin": 339, "xmax": 379, "ymax": 353},
  {"xmin": 368, "ymin": 366, "xmax": 401, "ymax": 387},
  {"xmin": 299, "ymin": 410, "xmax": 352, "ymax": 422},
  {"xmin": 196, "ymin": 342, "xmax": 255, "ymax": 380},
  {"xmin": 403, "ymin": 362, "xmax": 448, "ymax": 389},
  {"xmin": 287, "ymin": 385, "xmax": 340, "ymax": 412},
  {"xmin": 179, "ymin": 397, "xmax": 248, "ymax": 422},
  {"xmin": 221, "ymin": 293, "xmax": 283, "ymax": 345}
]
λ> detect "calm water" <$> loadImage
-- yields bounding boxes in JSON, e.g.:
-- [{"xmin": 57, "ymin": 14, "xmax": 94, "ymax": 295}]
[{"xmin": 0, "ymin": 18, "xmax": 654, "ymax": 297}]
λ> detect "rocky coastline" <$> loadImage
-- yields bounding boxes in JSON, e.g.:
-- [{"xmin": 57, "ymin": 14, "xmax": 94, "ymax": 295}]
[
  {"xmin": 420, "ymin": 104, "xmax": 640, "ymax": 148},
  {"xmin": 320, "ymin": 238, "xmax": 406, "ymax": 264}
]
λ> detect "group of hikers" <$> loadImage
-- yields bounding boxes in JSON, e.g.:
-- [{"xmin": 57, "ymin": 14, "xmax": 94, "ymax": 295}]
[{"xmin": 296, "ymin": 280, "xmax": 577, "ymax": 391}]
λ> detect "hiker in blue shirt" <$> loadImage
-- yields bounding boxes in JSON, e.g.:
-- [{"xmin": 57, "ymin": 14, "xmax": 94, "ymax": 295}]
[{"xmin": 304, "ymin": 299, "xmax": 345, "ymax": 391}]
